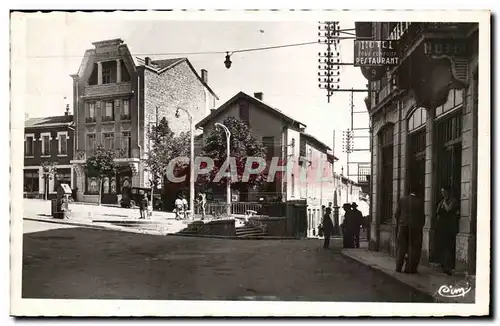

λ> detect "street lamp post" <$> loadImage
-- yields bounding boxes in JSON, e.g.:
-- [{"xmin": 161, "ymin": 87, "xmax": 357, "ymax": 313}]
[
  {"xmin": 215, "ymin": 122, "xmax": 231, "ymax": 216},
  {"xmin": 176, "ymin": 107, "xmax": 194, "ymax": 220}
]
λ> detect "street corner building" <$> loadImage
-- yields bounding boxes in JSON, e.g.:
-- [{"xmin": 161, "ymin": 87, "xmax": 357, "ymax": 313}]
[
  {"xmin": 24, "ymin": 106, "xmax": 74, "ymax": 199},
  {"xmin": 68, "ymin": 38, "xmax": 219, "ymax": 205},
  {"xmin": 355, "ymin": 22, "xmax": 479, "ymax": 274}
]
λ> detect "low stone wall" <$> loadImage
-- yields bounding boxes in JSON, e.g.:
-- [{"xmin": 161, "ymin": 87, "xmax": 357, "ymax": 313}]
[
  {"xmin": 248, "ymin": 216, "xmax": 289, "ymax": 237},
  {"xmin": 187, "ymin": 219, "xmax": 236, "ymax": 236}
]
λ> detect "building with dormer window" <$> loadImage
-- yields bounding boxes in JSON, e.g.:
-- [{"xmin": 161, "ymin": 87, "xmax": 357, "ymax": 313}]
[{"xmin": 69, "ymin": 38, "xmax": 218, "ymax": 204}]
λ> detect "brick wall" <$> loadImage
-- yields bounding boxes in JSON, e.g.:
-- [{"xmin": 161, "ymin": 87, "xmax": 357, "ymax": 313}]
[
  {"xmin": 143, "ymin": 60, "xmax": 216, "ymax": 140},
  {"xmin": 24, "ymin": 127, "xmax": 74, "ymax": 166}
]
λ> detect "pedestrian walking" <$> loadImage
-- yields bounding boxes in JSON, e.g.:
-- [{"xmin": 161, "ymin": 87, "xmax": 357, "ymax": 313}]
[
  {"xmin": 436, "ymin": 185, "xmax": 459, "ymax": 275},
  {"xmin": 395, "ymin": 188, "xmax": 425, "ymax": 274},
  {"xmin": 138, "ymin": 193, "xmax": 148, "ymax": 219},
  {"xmin": 322, "ymin": 205, "xmax": 334, "ymax": 249},
  {"xmin": 174, "ymin": 195, "xmax": 183, "ymax": 220},
  {"xmin": 351, "ymin": 202, "xmax": 363, "ymax": 248},
  {"xmin": 341, "ymin": 203, "xmax": 354, "ymax": 248}
]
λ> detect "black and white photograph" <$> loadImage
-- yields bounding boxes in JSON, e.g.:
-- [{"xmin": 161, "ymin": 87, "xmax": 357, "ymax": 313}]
[{"xmin": 9, "ymin": 9, "xmax": 490, "ymax": 317}]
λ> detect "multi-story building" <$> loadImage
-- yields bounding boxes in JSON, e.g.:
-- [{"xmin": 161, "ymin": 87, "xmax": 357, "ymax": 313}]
[
  {"xmin": 355, "ymin": 22, "xmax": 479, "ymax": 274},
  {"xmin": 69, "ymin": 38, "xmax": 218, "ymax": 204},
  {"xmin": 196, "ymin": 91, "xmax": 307, "ymax": 202},
  {"xmin": 24, "ymin": 106, "xmax": 74, "ymax": 199}
]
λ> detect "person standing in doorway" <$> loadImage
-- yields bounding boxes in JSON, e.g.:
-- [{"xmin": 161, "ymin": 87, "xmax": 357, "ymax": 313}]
[
  {"xmin": 395, "ymin": 188, "xmax": 425, "ymax": 274},
  {"xmin": 436, "ymin": 185, "xmax": 459, "ymax": 275},
  {"xmin": 322, "ymin": 204, "xmax": 334, "ymax": 249},
  {"xmin": 351, "ymin": 202, "xmax": 363, "ymax": 248}
]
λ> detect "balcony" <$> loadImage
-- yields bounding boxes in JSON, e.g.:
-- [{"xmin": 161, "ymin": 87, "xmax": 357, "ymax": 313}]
[
  {"xmin": 101, "ymin": 116, "xmax": 115, "ymax": 124},
  {"xmin": 394, "ymin": 23, "xmax": 473, "ymax": 62},
  {"xmin": 120, "ymin": 114, "xmax": 131, "ymax": 121},
  {"xmin": 84, "ymin": 81, "xmax": 132, "ymax": 98},
  {"xmin": 85, "ymin": 117, "xmax": 97, "ymax": 124},
  {"xmin": 387, "ymin": 22, "xmax": 476, "ymax": 109}
]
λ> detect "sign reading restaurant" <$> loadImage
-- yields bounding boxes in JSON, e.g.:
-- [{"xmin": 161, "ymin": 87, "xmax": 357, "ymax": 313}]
[{"xmin": 354, "ymin": 40, "xmax": 399, "ymax": 66}]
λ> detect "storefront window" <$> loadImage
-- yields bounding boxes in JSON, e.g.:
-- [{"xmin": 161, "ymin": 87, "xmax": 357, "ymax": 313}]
[
  {"xmin": 87, "ymin": 176, "xmax": 99, "ymax": 195},
  {"xmin": 24, "ymin": 170, "xmax": 39, "ymax": 193}
]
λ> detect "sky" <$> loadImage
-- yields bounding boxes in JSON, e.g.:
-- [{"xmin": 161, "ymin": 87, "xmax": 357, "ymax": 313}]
[{"xmin": 21, "ymin": 12, "xmax": 370, "ymax": 179}]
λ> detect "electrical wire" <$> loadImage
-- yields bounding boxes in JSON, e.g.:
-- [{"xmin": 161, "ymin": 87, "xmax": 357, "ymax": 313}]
[{"xmin": 26, "ymin": 29, "xmax": 356, "ymax": 59}]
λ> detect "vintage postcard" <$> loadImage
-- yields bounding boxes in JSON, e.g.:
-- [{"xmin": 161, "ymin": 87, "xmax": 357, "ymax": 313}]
[{"xmin": 10, "ymin": 9, "xmax": 490, "ymax": 317}]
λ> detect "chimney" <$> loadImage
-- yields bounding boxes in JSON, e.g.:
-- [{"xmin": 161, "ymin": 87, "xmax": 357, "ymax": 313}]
[
  {"xmin": 254, "ymin": 92, "xmax": 263, "ymax": 101},
  {"xmin": 201, "ymin": 69, "xmax": 208, "ymax": 83},
  {"xmin": 145, "ymin": 57, "xmax": 151, "ymax": 66},
  {"xmin": 65, "ymin": 104, "xmax": 70, "ymax": 116},
  {"xmin": 25, "ymin": 113, "xmax": 29, "ymax": 121}
]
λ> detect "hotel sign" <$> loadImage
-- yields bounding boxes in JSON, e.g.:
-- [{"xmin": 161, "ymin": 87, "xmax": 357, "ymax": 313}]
[
  {"xmin": 423, "ymin": 39, "xmax": 468, "ymax": 57},
  {"xmin": 354, "ymin": 40, "xmax": 399, "ymax": 66}
]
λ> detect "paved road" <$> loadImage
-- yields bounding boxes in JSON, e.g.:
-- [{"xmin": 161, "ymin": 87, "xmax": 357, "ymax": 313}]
[{"xmin": 22, "ymin": 220, "xmax": 432, "ymax": 302}]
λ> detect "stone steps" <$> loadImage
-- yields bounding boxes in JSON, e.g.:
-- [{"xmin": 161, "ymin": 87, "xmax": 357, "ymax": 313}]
[{"xmin": 235, "ymin": 226, "xmax": 266, "ymax": 238}]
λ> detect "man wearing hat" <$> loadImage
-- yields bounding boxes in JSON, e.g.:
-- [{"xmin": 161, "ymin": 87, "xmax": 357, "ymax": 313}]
[
  {"xmin": 351, "ymin": 202, "xmax": 364, "ymax": 248},
  {"xmin": 341, "ymin": 203, "xmax": 354, "ymax": 248}
]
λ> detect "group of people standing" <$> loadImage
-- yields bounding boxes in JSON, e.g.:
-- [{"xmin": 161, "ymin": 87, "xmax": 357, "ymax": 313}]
[
  {"xmin": 394, "ymin": 185, "xmax": 459, "ymax": 275},
  {"xmin": 320, "ymin": 202, "xmax": 364, "ymax": 249},
  {"xmin": 341, "ymin": 202, "xmax": 364, "ymax": 249},
  {"xmin": 173, "ymin": 192, "xmax": 208, "ymax": 220}
]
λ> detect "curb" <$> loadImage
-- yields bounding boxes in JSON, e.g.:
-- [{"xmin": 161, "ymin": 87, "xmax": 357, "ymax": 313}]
[
  {"xmin": 24, "ymin": 217, "xmax": 115, "ymax": 230},
  {"xmin": 167, "ymin": 233, "xmax": 301, "ymax": 240},
  {"xmin": 340, "ymin": 250, "xmax": 442, "ymax": 303},
  {"xmin": 25, "ymin": 217, "xmax": 301, "ymax": 240},
  {"xmin": 23, "ymin": 217, "xmax": 167, "ymax": 236}
]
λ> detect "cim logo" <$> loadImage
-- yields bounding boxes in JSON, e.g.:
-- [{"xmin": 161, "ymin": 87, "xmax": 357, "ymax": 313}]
[{"xmin": 437, "ymin": 284, "xmax": 472, "ymax": 298}]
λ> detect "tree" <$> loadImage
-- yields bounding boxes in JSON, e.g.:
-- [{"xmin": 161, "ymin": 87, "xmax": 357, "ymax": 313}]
[
  {"xmin": 145, "ymin": 117, "xmax": 190, "ymax": 204},
  {"xmin": 83, "ymin": 145, "xmax": 118, "ymax": 205},
  {"xmin": 41, "ymin": 161, "xmax": 57, "ymax": 200},
  {"xmin": 201, "ymin": 116, "xmax": 267, "ymax": 195}
]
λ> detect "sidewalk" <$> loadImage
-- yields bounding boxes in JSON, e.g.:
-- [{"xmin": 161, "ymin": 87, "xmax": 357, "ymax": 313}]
[{"xmin": 341, "ymin": 248, "xmax": 475, "ymax": 303}]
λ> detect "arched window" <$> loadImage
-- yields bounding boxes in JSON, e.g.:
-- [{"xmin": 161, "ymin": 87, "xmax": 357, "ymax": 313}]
[
  {"xmin": 110, "ymin": 178, "xmax": 116, "ymax": 193},
  {"xmin": 103, "ymin": 177, "xmax": 110, "ymax": 194},
  {"xmin": 87, "ymin": 177, "xmax": 99, "ymax": 194},
  {"xmin": 436, "ymin": 88, "xmax": 464, "ymax": 118},
  {"xmin": 408, "ymin": 107, "xmax": 427, "ymax": 132}
]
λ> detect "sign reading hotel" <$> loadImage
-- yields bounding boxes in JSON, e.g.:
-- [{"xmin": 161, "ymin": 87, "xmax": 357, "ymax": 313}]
[{"xmin": 354, "ymin": 40, "xmax": 399, "ymax": 66}]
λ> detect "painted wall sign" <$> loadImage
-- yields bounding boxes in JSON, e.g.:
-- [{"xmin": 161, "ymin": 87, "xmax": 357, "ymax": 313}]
[
  {"xmin": 423, "ymin": 40, "xmax": 468, "ymax": 57},
  {"xmin": 354, "ymin": 40, "xmax": 399, "ymax": 66}
]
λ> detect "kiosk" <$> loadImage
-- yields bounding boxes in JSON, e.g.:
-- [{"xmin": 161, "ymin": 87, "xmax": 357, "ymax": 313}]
[{"xmin": 51, "ymin": 183, "xmax": 72, "ymax": 219}]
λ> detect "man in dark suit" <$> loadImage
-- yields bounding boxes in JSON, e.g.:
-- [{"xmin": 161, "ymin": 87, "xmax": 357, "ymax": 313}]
[
  {"xmin": 395, "ymin": 189, "xmax": 426, "ymax": 274},
  {"xmin": 351, "ymin": 202, "xmax": 364, "ymax": 248}
]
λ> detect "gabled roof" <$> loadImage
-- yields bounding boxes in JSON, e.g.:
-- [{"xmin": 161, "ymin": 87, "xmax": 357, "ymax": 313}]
[
  {"xmin": 301, "ymin": 132, "xmax": 332, "ymax": 152},
  {"xmin": 196, "ymin": 91, "xmax": 306, "ymax": 129},
  {"xmin": 136, "ymin": 57, "xmax": 219, "ymax": 100},
  {"xmin": 25, "ymin": 115, "xmax": 74, "ymax": 129}
]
